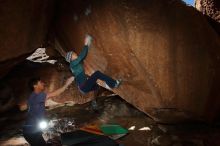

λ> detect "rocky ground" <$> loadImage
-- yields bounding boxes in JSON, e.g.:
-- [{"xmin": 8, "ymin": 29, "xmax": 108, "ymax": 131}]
[{"xmin": 1, "ymin": 95, "xmax": 220, "ymax": 146}]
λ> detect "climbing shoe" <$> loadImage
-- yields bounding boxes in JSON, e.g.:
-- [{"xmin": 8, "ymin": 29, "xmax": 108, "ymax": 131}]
[
  {"xmin": 104, "ymin": 79, "xmax": 122, "ymax": 90},
  {"xmin": 114, "ymin": 79, "xmax": 122, "ymax": 88}
]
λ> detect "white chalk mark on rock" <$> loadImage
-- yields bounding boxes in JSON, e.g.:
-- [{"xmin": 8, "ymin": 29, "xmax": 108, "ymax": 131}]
[{"xmin": 85, "ymin": 6, "xmax": 91, "ymax": 16}]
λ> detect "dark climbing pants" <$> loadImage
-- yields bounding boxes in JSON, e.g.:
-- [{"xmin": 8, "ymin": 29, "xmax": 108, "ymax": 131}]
[
  {"xmin": 79, "ymin": 71, "xmax": 117, "ymax": 93},
  {"xmin": 23, "ymin": 132, "xmax": 46, "ymax": 146}
]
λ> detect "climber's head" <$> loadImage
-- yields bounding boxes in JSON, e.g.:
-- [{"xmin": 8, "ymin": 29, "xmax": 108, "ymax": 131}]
[
  {"xmin": 29, "ymin": 77, "xmax": 45, "ymax": 92},
  {"xmin": 65, "ymin": 51, "xmax": 78, "ymax": 63}
]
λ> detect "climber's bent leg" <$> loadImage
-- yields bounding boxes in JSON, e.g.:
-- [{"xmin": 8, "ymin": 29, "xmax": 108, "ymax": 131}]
[{"xmin": 79, "ymin": 71, "xmax": 117, "ymax": 93}]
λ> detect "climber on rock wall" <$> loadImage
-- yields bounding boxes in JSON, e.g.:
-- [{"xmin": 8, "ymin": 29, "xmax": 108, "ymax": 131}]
[
  {"xmin": 58, "ymin": 34, "xmax": 122, "ymax": 95},
  {"xmin": 22, "ymin": 76, "xmax": 74, "ymax": 146}
]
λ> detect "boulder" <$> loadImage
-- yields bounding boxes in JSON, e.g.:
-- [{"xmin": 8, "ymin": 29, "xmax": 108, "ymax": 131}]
[
  {"xmin": 0, "ymin": 0, "xmax": 54, "ymax": 77},
  {"xmin": 195, "ymin": 0, "xmax": 220, "ymax": 35},
  {"xmin": 195, "ymin": 0, "xmax": 220, "ymax": 22},
  {"xmin": 1, "ymin": 0, "xmax": 220, "ymax": 123},
  {"xmin": 53, "ymin": 0, "xmax": 220, "ymax": 122}
]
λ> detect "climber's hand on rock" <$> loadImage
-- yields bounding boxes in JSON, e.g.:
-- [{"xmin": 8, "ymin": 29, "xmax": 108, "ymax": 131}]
[{"xmin": 84, "ymin": 34, "xmax": 93, "ymax": 47}]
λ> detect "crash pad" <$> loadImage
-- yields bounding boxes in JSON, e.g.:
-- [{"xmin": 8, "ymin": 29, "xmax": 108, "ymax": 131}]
[
  {"xmin": 100, "ymin": 124, "xmax": 128, "ymax": 135},
  {"xmin": 80, "ymin": 125, "xmax": 104, "ymax": 135},
  {"xmin": 61, "ymin": 130, "xmax": 118, "ymax": 146}
]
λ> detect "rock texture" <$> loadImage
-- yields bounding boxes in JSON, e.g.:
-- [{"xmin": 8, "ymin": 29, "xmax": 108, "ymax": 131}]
[
  {"xmin": 53, "ymin": 0, "xmax": 220, "ymax": 122},
  {"xmin": 0, "ymin": 0, "xmax": 54, "ymax": 77},
  {"xmin": 1, "ymin": 0, "xmax": 220, "ymax": 123},
  {"xmin": 195, "ymin": 0, "xmax": 220, "ymax": 22},
  {"xmin": 0, "ymin": 82, "xmax": 16, "ymax": 113},
  {"xmin": 195, "ymin": 0, "xmax": 220, "ymax": 35}
]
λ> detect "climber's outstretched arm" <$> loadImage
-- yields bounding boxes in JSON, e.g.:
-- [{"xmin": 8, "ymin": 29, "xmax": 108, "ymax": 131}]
[
  {"xmin": 46, "ymin": 77, "xmax": 74, "ymax": 98},
  {"xmin": 70, "ymin": 46, "xmax": 89, "ymax": 65},
  {"xmin": 69, "ymin": 34, "xmax": 92, "ymax": 65},
  {"xmin": 56, "ymin": 34, "xmax": 92, "ymax": 64}
]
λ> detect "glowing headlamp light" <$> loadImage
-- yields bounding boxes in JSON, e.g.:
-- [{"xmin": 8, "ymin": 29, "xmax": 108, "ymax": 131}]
[{"xmin": 39, "ymin": 120, "xmax": 48, "ymax": 130}]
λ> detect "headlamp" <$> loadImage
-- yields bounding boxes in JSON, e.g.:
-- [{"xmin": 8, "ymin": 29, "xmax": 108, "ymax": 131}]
[{"xmin": 39, "ymin": 120, "xmax": 48, "ymax": 130}]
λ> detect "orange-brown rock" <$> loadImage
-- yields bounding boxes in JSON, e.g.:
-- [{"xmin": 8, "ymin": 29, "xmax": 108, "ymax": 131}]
[
  {"xmin": 1, "ymin": 0, "xmax": 220, "ymax": 123},
  {"xmin": 0, "ymin": 0, "xmax": 54, "ymax": 77},
  {"xmin": 53, "ymin": 0, "xmax": 220, "ymax": 123},
  {"xmin": 195, "ymin": 0, "xmax": 220, "ymax": 22},
  {"xmin": 195, "ymin": 0, "xmax": 220, "ymax": 35}
]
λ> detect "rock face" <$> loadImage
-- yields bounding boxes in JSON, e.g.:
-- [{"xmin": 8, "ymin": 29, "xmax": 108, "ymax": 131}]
[
  {"xmin": 195, "ymin": 0, "xmax": 220, "ymax": 22},
  {"xmin": 0, "ymin": 82, "xmax": 16, "ymax": 113},
  {"xmin": 53, "ymin": 0, "xmax": 220, "ymax": 122},
  {"xmin": 0, "ymin": 0, "xmax": 54, "ymax": 77},
  {"xmin": 1, "ymin": 0, "xmax": 220, "ymax": 123},
  {"xmin": 195, "ymin": 0, "xmax": 220, "ymax": 36}
]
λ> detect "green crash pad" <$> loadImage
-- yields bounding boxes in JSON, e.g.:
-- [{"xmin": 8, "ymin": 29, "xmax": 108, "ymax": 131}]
[{"xmin": 100, "ymin": 124, "xmax": 128, "ymax": 135}]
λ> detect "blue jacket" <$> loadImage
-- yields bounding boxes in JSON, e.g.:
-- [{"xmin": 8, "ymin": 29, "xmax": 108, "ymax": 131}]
[
  {"xmin": 69, "ymin": 46, "xmax": 88, "ymax": 85},
  {"xmin": 23, "ymin": 92, "xmax": 46, "ymax": 133}
]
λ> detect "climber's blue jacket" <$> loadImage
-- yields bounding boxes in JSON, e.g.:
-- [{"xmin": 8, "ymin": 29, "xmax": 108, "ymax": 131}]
[{"xmin": 69, "ymin": 45, "xmax": 88, "ymax": 85}]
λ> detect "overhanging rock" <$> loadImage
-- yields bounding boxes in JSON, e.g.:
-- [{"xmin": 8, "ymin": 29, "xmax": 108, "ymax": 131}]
[
  {"xmin": 54, "ymin": 0, "xmax": 220, "ymax": 123},
  {"xmin": 0, "ymin": 0, "xmax": 54, "ymax": 78},
  {"xmin": 195, "ymin": 0, "xmax": 220, "ymax": 22},
  {"xmin": 195, "ymin": 0, "xmax": 220, "ymax": 35}
]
